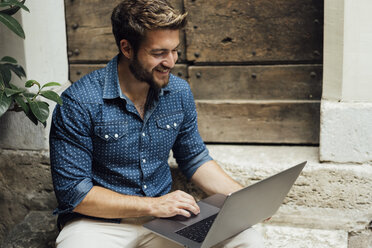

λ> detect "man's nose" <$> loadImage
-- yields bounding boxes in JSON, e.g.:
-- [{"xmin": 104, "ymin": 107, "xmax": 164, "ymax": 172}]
[{"xmin": 162, "ymin": 51, "xmax": 177, "ymax": 69}]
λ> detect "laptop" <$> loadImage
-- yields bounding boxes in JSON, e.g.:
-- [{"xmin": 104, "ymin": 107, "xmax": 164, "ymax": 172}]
[{"xmin": 143, "ymin": 161, "xmax": 306, "ymax": 248}]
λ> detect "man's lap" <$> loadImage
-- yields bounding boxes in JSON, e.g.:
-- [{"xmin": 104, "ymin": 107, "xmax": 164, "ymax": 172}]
[{"xmin": 56, "ymin": 218, "xmax": 264, "ymax": 248}]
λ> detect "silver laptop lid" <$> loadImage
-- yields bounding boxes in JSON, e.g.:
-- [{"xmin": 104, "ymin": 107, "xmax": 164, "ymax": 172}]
[{"xmin": 201, "ymin": 161, "xmax": 306, "ymax": 248}]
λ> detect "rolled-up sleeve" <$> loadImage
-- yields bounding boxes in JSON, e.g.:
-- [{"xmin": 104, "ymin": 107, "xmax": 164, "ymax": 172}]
[
  {"xmin": 49, "ymin": 91, "xmax": 94, "ymax": 214},
  {"xmin": 172, "ymin": 86, "xmax": 213, "ymax": 180}
]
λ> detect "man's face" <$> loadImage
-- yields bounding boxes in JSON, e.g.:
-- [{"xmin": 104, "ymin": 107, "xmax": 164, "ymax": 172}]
[{"xmin": 129, "ymin": 29, "xmax": 180, "ymax": 90}]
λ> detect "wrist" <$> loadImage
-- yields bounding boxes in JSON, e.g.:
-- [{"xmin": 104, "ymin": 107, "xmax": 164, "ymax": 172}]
[{"xmin": 142, "ymin": 196, "xmax": 157, "ymax": 217}]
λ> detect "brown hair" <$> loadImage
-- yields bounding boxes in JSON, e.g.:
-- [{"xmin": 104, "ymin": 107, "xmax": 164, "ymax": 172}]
[{"xmin": 111, "ymin": 0, "xmax": 187, "ymax": 53}]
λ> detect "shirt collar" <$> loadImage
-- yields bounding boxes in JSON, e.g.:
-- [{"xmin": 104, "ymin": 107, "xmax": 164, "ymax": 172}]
[
  {"xmin": 102, "ymin": 55, "xmax": 174, "ymax": 100},
  {"xmin": 102, "ymin": 55, "xmax": 121, "ymax": 100}
]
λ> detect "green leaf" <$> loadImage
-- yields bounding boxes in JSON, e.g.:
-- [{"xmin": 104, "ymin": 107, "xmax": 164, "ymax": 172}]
[
  {"xmin": 0, "ymin": 64, "xmax": 11, "ymax": 84},
  {"xmin": 0, "ymin": 0, "xmax": 29, "ymax": 12},
  {"xmin": 0, "ymin": 90, "xmax": 12, "ymax": 117},
  {"xmin": 25, "ymin": 79, "xmax": 40, "ymax": 89},
  {"xmin": 0, "ymin": 6, "xmax": 19, "ymax": 16},
  {"xmin": 0, "ymin": 73, "xmax": 4, "ymax": 90},
  {"xmin": 0, "ymin": 56, "xmax": 17, "ymax": 64},
  {"xmin": 25, "ymin": 107, "xmax": 39, "ymax": 125},
  {"xmin": 4, "ymin": 86, "xmax": 24, "ymax": 97},
  {"xmin": 28, "ymin": 100, "xmax": 49, "ymax": 123},
  {"xmin": 3, "ymin": 63, "xmax": 26, "ymax": 79},
  {"xmin": 0, "ymin": 12, "xmax": 25, "ymax": 39},
  {"xmin": 41, "ymin": 82, "xmax": 61, "ymax": 89},
  {"xmin": 40, "ymin": 90, "xmax": 63, "ymax": 105},
  {"xmin": 14, "ymin": 94, "xmax": 28, "ymax": 113},
  {"xmin": 25, "ymin": 80, "xmax": 36, "ymax": 87},
  {"xmin": 16, "ymin": 97, "xmax": 38, "ymax": 125},
  {"xmin": 23, "ymin": 92, "xmax": 36, "ymax": 98},
  {"xmin": 27, "ymin": 113, "xmax": 39, "ymax": 125},
  {"xmin": 14, "ymin": 95, "xmax": 39, "ymax": 126},
  {"xmin": 0, "ymin": 0, "xmax": 26, "ymax": 16}
]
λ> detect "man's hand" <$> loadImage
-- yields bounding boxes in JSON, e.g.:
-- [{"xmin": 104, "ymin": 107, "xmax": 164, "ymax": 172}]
[{"xmin": 149, "ymin": 190, "xmax": 200, "ymax": 218}]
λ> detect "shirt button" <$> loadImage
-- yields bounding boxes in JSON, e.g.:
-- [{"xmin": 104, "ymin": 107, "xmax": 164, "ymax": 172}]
[
  {"xmin": 142, "ymin": 132, "xmax": 146, "ymax": 137},
  {"xmin": 142, "ymin": 159, "xmax": 146, "ymax": 163},
  {"xmin": 173, "ymin": 123, "xmax": 177, "ymax": 127},
  {"xmin": 143, "ymin": 185, "xmax": 147, "ymax": 189},
  {"xmin": 166, "ymin": 124, "xmax": 170, "ymax": 129},
  {"xmin": 104, "ymin": 134, "xmax": 109, "ymax": 139},
  {"xmin": 114, "ymin": 133, "xmax": 119, "ymax": 138}
]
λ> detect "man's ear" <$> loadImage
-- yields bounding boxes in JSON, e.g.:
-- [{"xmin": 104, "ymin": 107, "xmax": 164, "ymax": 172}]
[{"xmin": 120, "ymin": 39, "xmax": 133, "ymax": 59}]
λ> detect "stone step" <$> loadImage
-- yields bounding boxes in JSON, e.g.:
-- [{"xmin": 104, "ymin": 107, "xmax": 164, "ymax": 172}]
[
  {"xmin": 255, "ymin": 223, "xmax": 348, "ymax": 248},
  {"xmin": 1, "ymin": 212, "xmax": 351, "ymax": 248},
  {"xmin": 170, "ymin": 145, "xmax": 372, "ymax": 247}
]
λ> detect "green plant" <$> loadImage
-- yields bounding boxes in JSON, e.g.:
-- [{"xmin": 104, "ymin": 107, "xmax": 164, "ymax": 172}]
[{"xmin": 0, "ymin": 0, "xmax": 62, "ymax": 126}]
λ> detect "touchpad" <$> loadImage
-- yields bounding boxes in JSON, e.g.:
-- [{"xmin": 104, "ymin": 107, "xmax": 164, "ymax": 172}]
[{"xmin": 167, "ymin": 201, "xmax": 220, "ymax": 226}]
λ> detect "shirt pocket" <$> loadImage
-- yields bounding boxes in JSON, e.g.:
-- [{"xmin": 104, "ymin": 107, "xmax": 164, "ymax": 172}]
[
  {"xmin": 154, "ymin": 112, "xmax": 184, "ymax": 153},
  {"xmin": 156, "ymin": 113, "xmax": 184, "ymax": 131},
  {"xmin": 94, "ymin": 123, "xmax": 128, "ymax": 143}
]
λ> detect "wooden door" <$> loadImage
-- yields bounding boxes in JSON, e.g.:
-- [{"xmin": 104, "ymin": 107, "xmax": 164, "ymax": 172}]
[{"xmin": 65, "ymin": 0, "xmax": 323, "ymax": 144}]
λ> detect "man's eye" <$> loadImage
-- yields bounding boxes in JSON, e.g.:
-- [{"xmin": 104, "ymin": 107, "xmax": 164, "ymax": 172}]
[
  {"xmin": 151, "ymin": 50, "xmax": 178, "ymax": 57},
  {"xmin": 153, "ymin": 53, "xmax": 165, "ymax": 57}
]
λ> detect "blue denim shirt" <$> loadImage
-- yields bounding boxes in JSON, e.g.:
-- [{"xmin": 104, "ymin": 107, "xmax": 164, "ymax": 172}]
[{"xmin": 49, "ymin": 56, "xmax": 212, "ymax": 225}]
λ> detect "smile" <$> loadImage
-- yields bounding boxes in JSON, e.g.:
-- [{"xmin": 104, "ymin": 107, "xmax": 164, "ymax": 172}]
[{"xmin": 156, "ymin": 68, "xmax": 169, "ymax": 73}]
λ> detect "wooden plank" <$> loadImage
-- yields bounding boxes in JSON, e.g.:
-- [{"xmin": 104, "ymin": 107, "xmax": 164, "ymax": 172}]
[
  {"xmin": 69, "ymin": 64, "xmax": 188, "ymax": 83},
  {"xmin": 64, "ymin": 0, "xmax": 186, "ymax": 62},
  {"xmin": 196, "ymin": 101, "xmax": 320, "ymax": 144},
  {"xmin": 184, "ymin": 0, "xmax": 324, "ymax": 63},
  {"xmin": 171, "ymin": 64, "xmax": 188, "ymax": 80},
  {"xmin": 69, "ymin": 64, "xmax": 105, "ymax": 83},
  {"xmin": 189, "ymin": 65, "xmax": 322, "ymax": 100}
]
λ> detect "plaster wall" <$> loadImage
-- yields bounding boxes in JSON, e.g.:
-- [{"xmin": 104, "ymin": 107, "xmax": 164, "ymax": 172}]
[
  {"xmin": 322, "ymin": 0, "xmax": 344, "ymax": 101},
  {"xmin": 0, "ymin": 0, "xmax": 69, "ymax": 150},
  {"xmin": 342, "ymin": 0, "xmax": 372, "ymax": 102},
  {"xmin": 323, "ymin": 0, "xmax": 372, "ymax": 102},
  {"xmin": 320, "ymin": 0, "xmax": 372, "ymax": 163}
]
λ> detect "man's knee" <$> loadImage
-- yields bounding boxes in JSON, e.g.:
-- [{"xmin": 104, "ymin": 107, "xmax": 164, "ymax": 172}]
[{"xmin": 56, "ymin": 219, "xmax": 134, "ymax": 248}]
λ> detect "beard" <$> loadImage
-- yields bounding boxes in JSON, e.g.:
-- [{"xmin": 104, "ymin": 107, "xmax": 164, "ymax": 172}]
[{"xmin": 129, "ymin": 54, "xmax": 170, "ymax": 91}]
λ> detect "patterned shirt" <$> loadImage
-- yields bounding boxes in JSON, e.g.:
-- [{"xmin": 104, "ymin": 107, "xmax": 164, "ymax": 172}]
[{"xmin": 49, "ymin": 55, "xmax": 212, "ymax": 224}]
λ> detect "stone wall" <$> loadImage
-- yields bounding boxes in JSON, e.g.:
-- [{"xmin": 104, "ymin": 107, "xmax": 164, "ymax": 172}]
[{"xmin": 0, "ymin": 149, "xmax": 56, "ymax": 245}]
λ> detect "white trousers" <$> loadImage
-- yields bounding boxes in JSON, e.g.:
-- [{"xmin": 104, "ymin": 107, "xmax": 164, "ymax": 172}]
[{"xmin": 56, "ymin": 218, "xmax": 265, "ymax": 248}]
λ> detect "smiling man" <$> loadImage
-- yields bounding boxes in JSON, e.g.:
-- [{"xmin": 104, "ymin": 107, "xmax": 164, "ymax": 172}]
[{"xmin": 49, "ymin": 1, "xmax": 264, "ymax": 247}]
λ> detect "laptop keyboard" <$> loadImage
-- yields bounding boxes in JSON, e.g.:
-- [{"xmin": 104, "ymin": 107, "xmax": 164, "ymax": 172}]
[{"xmin": 175, "ymin": 214, "xmax": 217, "ymax": 243}]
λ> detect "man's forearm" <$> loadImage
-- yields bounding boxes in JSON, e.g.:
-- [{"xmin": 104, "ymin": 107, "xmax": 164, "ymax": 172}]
[
  {"xmin": 73, "ymin": 185, "xmax": 200, "ymax": 219},
  {"xmin": 191, "ymin": 160, "xmax": 243, "ymax": 196},
  {"xmin": 73, "ymin": 186, "xmax": 153, "ymax": 219}
]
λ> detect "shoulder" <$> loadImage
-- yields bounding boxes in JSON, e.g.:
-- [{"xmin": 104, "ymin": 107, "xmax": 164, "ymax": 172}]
[
  {"xmin": 165, "ymin": 74, "xmax": 196, "ymax": 112},
  {"xmin": 62, "ymin": 68, "xmax": 106, "ymax": 104},
  {"xmin": 167, "ymin": 74, "xmax": 192, "ymax": 94}
]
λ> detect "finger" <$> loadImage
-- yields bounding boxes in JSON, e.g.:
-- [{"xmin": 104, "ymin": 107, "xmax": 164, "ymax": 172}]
[
  {"xmin": 176, "ymin": 202, "xmax": 200, "ymax": 216},
  {"xmin": 190, "ymin": 203, "xmax": 200, "ymax": 215},
  {"xmin": 177, "ymin": 198, "xmax": 200, "ymax": 214},
  {"xmin": 167, "ymin": 191, "xmax": 200, "ymax": 215},
  {"xmin": 177, "ymin": 208, "xmax": 192, "ymax": 217},
  {"xmin": 175, "ymin": 192, "xmax": 200, "ymax": 213}
]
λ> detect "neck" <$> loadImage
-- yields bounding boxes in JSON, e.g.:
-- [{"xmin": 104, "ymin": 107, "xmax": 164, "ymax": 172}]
[{"xmin": 117, "ymin": 55, "xmax": 149, "ymax": 103}]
